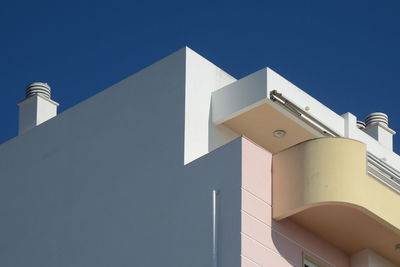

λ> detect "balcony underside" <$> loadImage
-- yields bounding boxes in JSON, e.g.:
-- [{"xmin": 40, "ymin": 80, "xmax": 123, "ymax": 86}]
[
  {"xmin": 223, "ymin": 101, "xmax": 319, "ymax": 153},
  {"xmin": 291, "ymin": 203, "xmax": 400, "ymax": 264}
]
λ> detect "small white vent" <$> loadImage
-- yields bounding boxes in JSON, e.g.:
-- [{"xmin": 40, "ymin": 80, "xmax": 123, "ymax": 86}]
[
  {"xmin": 365, "ymin": 112, "xmax": 388, "ymax": 127},
  {"xmin": 26, "ymin": 82, "xmax": 51, "ymax": 99}
]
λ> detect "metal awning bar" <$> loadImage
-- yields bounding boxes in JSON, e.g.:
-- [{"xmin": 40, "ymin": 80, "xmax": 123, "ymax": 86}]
[{"xmin": 270, "ymin": 90, "xmax": 339, "ymax": 137}]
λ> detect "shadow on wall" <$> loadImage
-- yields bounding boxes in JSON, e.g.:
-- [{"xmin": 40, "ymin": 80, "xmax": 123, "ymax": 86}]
[
  {"xmin": 271, "ymin": 218, "xmax": 350, "ymax": 267},
  {"xmin": 271, "ymin": 219, "xmax": 303, "ymax": 266},
  {"xmin": 208, "ymin": 92, "xmax": 239, "ymax": 155}
]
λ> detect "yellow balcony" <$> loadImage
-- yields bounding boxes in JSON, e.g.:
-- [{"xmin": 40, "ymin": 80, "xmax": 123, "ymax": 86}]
[{"xmin": 273, "ymin": 138, "xmax": 400, "ymax": 264}]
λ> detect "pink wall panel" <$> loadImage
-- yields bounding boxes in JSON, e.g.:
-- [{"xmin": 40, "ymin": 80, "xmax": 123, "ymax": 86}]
[
  {"xmin": 242, "ymin": 189, "xmax": 271, "ymax": 226},
  {"xmin": 242, "ymin": 234, "xmax": 295, "ymax": 267},
  {"xmin": 242, "ymin": 212, "xmax": 303, "ymax": 265},
  {"xmin": 241, "ymin": 137, "xmax": 350, "ymax": 267},
  {"xmin": 241, "ymin": 256, "xmax": 262, "ymax": 267},
  {"xmin": 242, "ymin": 138, "xmax": 272, "ymax": 204}
]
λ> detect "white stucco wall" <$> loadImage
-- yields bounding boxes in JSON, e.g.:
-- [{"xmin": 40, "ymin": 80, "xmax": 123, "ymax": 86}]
[
  {"xmin": 184, "ymin": 48, "xmax": 239, "ymax": 164},
  {"xmin": 0, "ymin": 48, "xmax": 242, "ymax": 267},
  {"xmin": 18, "ymin": 95, "xmax": 58, "ymax": 135}
]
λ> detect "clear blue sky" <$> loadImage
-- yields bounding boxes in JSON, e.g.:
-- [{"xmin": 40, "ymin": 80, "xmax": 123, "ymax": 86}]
[{"xmin": 1, "ymin": 1, "xmax": 400, "ymax": 152}]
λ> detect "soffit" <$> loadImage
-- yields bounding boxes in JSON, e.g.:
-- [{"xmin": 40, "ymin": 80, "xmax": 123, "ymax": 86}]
[{"xmin": 223, "ymin": 102, "xmax": 319, "ymax": 154}]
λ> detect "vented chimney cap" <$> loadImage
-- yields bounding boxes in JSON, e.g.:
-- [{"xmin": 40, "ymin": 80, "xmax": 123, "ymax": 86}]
[
  {"xmin": 356, "ymin": 120, "xmax": 366, "ymax": 129},
  {"xmin": 365, "ymin": 112, "xmax": 388, "ymax": 127},
  {"xmin": 26, "ymin": 82, "xmax": 51, "ymax": 99}
]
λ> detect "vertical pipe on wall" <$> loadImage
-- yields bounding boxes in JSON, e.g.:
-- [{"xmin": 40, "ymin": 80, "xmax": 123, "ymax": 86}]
[{"xmin": 213, "ymin": 190, "xmax": 218, "ymax": 267}]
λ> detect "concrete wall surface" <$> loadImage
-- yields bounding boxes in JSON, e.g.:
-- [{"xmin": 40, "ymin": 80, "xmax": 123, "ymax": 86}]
[{"xmin": 0, "ymin": 48, "xmax": 241, "ymax": 267}]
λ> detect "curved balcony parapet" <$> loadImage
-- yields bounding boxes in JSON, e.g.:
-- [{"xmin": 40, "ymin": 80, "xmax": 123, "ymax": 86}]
[{"xmin": 273, "ymin": 137, "xmax": 400, "ymax": 265}]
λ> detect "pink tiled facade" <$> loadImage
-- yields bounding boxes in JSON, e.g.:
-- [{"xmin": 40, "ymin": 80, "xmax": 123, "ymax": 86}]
[{"xmin": 241, "ymin": 137, "xmax": 350, "ymax": 267}]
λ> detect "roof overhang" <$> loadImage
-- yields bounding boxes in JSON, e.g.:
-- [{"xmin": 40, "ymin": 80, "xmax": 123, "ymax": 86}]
[{"xmin": 211, "ymin": 68, "xmax": 334, "ymax": 153}]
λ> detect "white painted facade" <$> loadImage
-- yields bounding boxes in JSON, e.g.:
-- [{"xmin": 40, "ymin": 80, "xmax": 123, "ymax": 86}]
[
  {"xmin": 18, "ymin": 95, "xmax": 59, "ymax": 135},
  {"xmin": 184, "ymin": 49, "xmax": 239, "ymax": 164},
  {"xmin": 0, "ymin": 47, "xmax": 399, "ymax": 266},
  {"xmin": 0, "ymin": 48, "xmax": 243, "ymax": 266}
]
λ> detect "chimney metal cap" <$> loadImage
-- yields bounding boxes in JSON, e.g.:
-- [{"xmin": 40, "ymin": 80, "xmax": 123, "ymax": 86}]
[
  {"xmin": 365, "ymin": 112, "xmax": 388, "ymax": 127},
  {"xmin": 356, "ymin": 120, "xmax": 366, "ymax": 129},
  {"xmin": 26, "ymin": 82, "xmax": 51, "ymax": 99}
]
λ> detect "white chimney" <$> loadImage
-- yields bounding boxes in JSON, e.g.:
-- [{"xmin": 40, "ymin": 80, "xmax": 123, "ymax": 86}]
[
  {"xmin": 363, "ymin": 112, "xmax": 396, "ymax": 151},
  {"xmin": 18, "ymin": 82, "xmax": 59, "ymax": 135}
]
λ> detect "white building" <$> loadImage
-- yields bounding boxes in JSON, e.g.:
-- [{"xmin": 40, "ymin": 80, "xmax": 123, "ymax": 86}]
[{"xmin": 1, "ymin": 47, "xmax": 400, "ymax": 266}]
